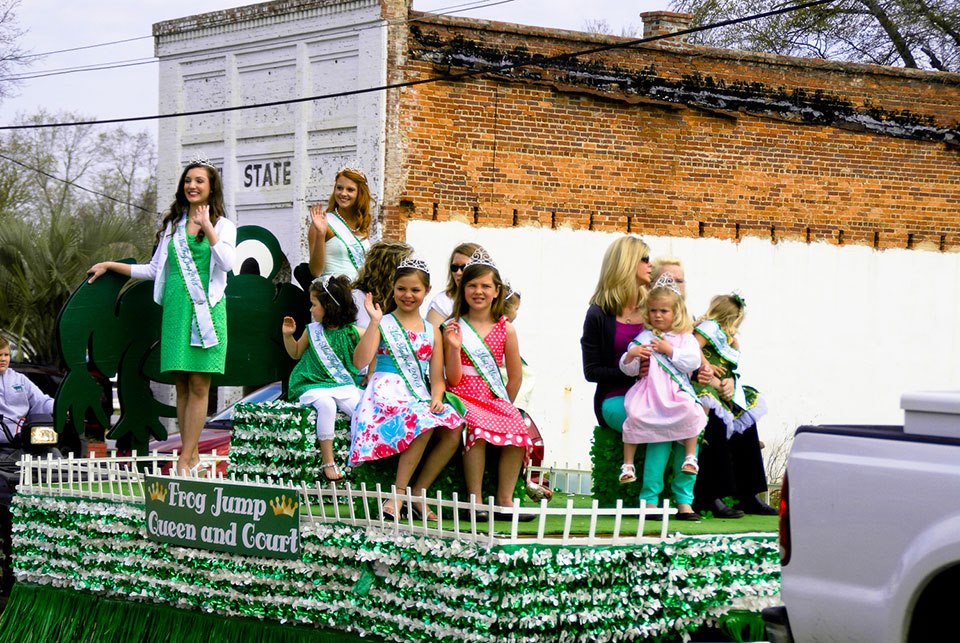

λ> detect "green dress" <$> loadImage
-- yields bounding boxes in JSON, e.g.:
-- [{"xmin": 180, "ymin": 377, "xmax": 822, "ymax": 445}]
[
  {"xmin": 160, "ymin": 233, "xmax": 228, "ymax": 374},
  {"xmin": 288, "ymin": 324, "xmax": 362, "ymax": 401}
]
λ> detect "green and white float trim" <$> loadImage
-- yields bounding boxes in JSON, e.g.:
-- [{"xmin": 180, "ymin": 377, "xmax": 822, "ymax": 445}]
[
  {"xmin": 5, "ymin": 493, "xmax": 780, "ymax": 642},
  {"xmin": 228, "ymin": 401, "xmax": 352, "ymax": 484}
]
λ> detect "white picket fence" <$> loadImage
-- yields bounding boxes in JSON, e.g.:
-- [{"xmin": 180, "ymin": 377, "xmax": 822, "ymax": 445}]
[{"xmin": 15, "ymin": 452, "xmax": 676, "ymax": 545}]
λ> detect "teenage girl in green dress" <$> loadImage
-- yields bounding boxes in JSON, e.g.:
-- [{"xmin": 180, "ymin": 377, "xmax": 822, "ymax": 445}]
[{"xmin": 89, "ymin": 159, "xmax": 236, "ymax": 475}]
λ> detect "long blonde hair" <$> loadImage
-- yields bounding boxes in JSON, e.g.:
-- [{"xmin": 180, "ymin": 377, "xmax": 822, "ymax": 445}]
[
  {"xmin": 589, "ymin": 236, "xmax": 651, "ymax": 316},
  {"xmin": 698, "ymin": 294, "xmax": 746, "ymax": 337}
]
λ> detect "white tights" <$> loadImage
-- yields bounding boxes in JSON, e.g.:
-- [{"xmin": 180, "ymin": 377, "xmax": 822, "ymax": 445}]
[{"xmin": 299, "ymin": 386, "xmax": 361, "ymax": 440}]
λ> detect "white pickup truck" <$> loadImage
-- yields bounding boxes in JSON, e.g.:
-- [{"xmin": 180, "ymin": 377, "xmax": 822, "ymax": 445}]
[{"xmin": 763, "ymin": 392, "xmax": 960, "ymax": 642}]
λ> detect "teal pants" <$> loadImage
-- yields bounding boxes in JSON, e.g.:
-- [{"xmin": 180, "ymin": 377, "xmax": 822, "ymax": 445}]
[
  {"xmin": 602, "ymin": 396, "xmax": 696, "ymax": 506},
  {"xmin": 639, "ymin": 441, "xmax": 696, "ymax": 507}
]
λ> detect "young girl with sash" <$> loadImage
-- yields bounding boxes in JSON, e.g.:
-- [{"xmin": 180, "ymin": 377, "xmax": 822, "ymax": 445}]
[
  {"xmin": 88, "ymin": 157, "xmax": 236, "ymax": 476},
  {"xmin": 306, "ymin": 167, "xmax": 370, "ymax": 281},
  {"xmin": 349, "ymin": 258, "xmax": 463, "ymax": 520},
  {"xmin": 282, "ymin": 275, "xmax": 365, "ymax": 482},
  {"xmin": 443, "ymin": 249, "xmax": 532, "ymax": 518},
  {"xmin": 618, "ymin": 274, "xmax": 706, "ymax": 521},
  {"xmin": 693, "ymin": 294, "xmax": 767, "ymax": 438}
]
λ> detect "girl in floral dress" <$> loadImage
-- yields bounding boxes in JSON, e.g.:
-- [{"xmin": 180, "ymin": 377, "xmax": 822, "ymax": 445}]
[
  {"xmin": 349, "ymin": 258, "xmax": 463, "ymax": 520},
  {"xmin": 443, "ymin": 249, "xmax": 532, "ymax": 517}
]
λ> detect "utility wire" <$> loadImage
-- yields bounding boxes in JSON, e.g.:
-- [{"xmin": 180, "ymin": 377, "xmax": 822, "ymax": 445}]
[
  {"xmin": 0, "ymin": 0, "xmax": 839, "ymax": 131},
  {"xmin": 1, "ymin": 0, "xmax": 518, "ymax": 82},
  {"xmin": 0, "ymin": 151, "xmax": 152, "ymax": 214},
  {"xmin": 22, "ymin": 36, "xmax": 152, "ymax": 60},
  {"xmin": 9, "ymin": 58, "xmax": 158, "ymax": 82}
]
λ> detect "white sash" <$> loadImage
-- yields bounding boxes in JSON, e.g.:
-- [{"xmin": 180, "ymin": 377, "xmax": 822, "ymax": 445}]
[
  {"xmin": 459, "ymin": 318, "xmax": 509, "ymax": 400},
  {"xmin": 631, "ymin": 329, "xmax": 698, "ymax": 402},
  {"xmin": 326, "ymin": 211, "xmax": 365, "ymax": 271},
  {"xmin": 308, "ymin": 322, "xmax": 354, "ymax": 385},
  {"xmin": 172, "ymin": 216, "xmax": 219, "ymax": 349},
  {"xmin": 695, "ymin": 320, "xmax": 748, "ymax": 409},
  {"xmin": 379, "ymin": 314, "xmax": 431, "ymax": 401},
  {"xmin": 695, "ymin": 320, "xmax": 740, "ymax": 364}
]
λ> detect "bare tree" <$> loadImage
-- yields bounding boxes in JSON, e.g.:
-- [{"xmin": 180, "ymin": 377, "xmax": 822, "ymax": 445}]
[
  {"xmin": 671, "ymin": 0, "xmax": 960, "ymax": 71},
  {"xmin": 0, "ymin": 0, "xmax": 30, "ymax": 102},
  {"xmin": 582, "ymin": 18, "xmax": 642, "ymax": 38}
]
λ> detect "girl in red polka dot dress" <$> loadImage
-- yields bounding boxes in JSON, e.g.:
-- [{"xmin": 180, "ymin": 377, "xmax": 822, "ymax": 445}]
[{"xmin": 443, "ymin": 249, "xmax": 532, "ymax": 512}]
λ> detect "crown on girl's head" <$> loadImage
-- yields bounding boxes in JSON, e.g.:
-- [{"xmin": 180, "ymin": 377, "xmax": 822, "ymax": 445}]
[
  {"xmin": 187, "ymin": 153, "xmax": 217, "ymax": 170},
  {"xmin": 504, "ymin": 281, "xmax": 519, "ymax": 301},
  {"xmin": 466, "ymin": 248, "xmax": 497, "ymax": 269},
  {"xmin": 651, "ymin": 272, "xmax": 682, "ymax": 296},
  {"xmin": 338, "ymin": 166, "xmax": 367, "ymax": 182},
  {"xmin": 311, "ymin": 275, "xmax": 339, "ymax": 305},
  {"xmin": 397, "ymin": 256, "xmax": 429, "ymax": 274}
]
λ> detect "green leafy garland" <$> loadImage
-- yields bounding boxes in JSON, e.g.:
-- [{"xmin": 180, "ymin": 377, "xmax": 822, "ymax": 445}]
[{"xmin": 6, "ymin": 494, "xmax": 780, "ymax": 642}]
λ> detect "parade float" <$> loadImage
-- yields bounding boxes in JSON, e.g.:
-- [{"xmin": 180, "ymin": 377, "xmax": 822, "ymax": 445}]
[{"xmin": 0, "ymin": 228, "xmax": 779, "ymax": 642}]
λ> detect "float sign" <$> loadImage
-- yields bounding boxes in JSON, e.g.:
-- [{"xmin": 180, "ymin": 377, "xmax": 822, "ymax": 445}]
[{"xmin": 144, "ymin": 476, "xmax": 300, "ymax": 560}]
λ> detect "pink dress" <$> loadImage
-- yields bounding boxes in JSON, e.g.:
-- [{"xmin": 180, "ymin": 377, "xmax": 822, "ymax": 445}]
[
  {"xmin": 620, "ymin": 331, "xmax": 706, "ymax": 444},
  {"xmin": 450, "ymin": 317, "xmax": 531, "ymax": 452}
]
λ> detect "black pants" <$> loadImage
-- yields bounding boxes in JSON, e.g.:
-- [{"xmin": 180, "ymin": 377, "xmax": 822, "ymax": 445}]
[{"xmin": 693, "ymin": 412, "xmax": 767, "ymax": 510}]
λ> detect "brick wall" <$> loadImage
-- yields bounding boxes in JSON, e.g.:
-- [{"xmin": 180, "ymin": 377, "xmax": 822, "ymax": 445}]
[{"xmin": 383, "ymin": 11, "xmax": 960, "ymax": 251}]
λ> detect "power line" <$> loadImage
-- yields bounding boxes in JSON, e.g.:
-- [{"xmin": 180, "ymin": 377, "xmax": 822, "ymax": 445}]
[
  {"xmin": 0, "ymin": 0, "xmax": 838, "ymax": 132},
  {"xmin": 1, "ymin": 0, "xmax": 518, "ymax": 83},
  {"xmin": 8, "ymin": 58, "xmax": 157, "ymax": 82},
  {"xmin": 0, "ymin": 151, "xmax": 152, "ymax": 214},
  {"xmin": 22, "ymin": 36, "xmax": 153, "ymax": 60}
]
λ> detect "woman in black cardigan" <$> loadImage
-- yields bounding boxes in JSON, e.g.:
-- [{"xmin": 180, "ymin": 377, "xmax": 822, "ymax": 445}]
[{"xmin": 580, "ymin": 236, "xmax": 652, "ymax": 432}]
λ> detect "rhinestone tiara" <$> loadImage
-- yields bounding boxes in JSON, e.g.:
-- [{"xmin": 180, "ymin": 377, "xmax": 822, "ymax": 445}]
[
  {"xmin": 311, "ymin": 275, "xmax": 339, "ymax": 305},
  {"xmin": 651, "ymin": 272, "xmax": 681, "ymax": 296},
  {"xmin": 397, "ymin": 256, "xmax": 430, "ymax": 274},
  {"xmin": 338, "ymin": 166, "xmax": 367, "ymax": 182},
  {"xmin": 187, "ymin": 153, "xmax": 217, "ymax": 170},
  {"xmin": 466, "ymin": 248, "xmax": 496, "ymax": 269}
]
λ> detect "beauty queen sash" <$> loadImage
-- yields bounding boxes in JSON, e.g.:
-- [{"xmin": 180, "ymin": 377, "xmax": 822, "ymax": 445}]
[
  {"xmin": 172, "ymin": 216, "xmax": 219, "ymax": 349},
  {"xmin": 695, "ymin": 320, "xmax": 748, "ymax": 410},
  {"xmin": 630, "ymin": 329, "xmax": 699, "ymax": 402},
  {"xmin": 308, "ymin": 322, "xmax": 354, "ymax": 386},
  {"xmin": 379, "ymin": 314, "xmax": 432, "ymax": 401},
  {"xmin": 326, "ymin": 210, "xmax": 366, "ymax": 271},
  {"xmin": 458, "ymin": 318, "xmax": 510, "ymax": 401}
]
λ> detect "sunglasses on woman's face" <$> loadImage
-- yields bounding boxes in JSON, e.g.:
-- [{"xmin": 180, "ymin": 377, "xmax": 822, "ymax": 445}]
[{"xmin": 450, "ymin": 264, "xmax": 466, "ymax": 273}]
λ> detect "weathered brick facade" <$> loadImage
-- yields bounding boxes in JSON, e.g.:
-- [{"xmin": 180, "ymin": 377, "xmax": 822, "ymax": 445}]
[{"xmin": 382, "ymin": 9, "xmax": 960, "ymax": 252}]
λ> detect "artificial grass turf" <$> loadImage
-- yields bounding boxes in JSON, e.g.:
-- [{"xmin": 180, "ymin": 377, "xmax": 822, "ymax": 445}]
[{"xmin": 306, "ymin": 493, "xmax": 778, "ymax": 537}]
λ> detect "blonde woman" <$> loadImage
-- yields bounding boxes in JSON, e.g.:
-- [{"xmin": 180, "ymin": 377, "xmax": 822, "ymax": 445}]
[{"xmin": 579, "ymin": 236, "xmax": 652, "ymax": 434}]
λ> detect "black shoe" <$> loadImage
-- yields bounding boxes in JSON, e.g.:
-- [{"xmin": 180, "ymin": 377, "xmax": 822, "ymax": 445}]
[
  {"xmin": 709, "ymin": 499, "xmax": 745, "ymax": 519},
  {"xmin": 738, "ymin": 495, "xmax": 778, "ymax": 515},
  {"xmin": 493, "ymin": 510, "xmax": 536, "ymax": 522},
  {"xmin": 460, "ymin": 509, "xmax": 490, "ymax": 522},
  {"xmin": 676, "ymin": 511, "xmax": 702, "ymax": 521}
]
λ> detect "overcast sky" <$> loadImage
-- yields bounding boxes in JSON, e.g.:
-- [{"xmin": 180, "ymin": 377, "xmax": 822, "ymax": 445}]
[{"xmin": 0, "ymin": 0, "xmax": 667, "ymax": 132}]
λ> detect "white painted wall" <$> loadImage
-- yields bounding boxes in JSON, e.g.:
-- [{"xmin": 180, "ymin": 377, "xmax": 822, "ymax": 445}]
[{"xmin": 406, "ymin": 220, "xmax": 960, "ymax": 470}]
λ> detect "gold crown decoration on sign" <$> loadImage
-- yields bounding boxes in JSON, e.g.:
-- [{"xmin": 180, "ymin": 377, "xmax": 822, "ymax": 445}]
[
  {"xmin": 148, "ymin": 482, "xmax": 168, "ymax": 503},
  {"xmin": 270, "ymin": 495, "xmax": 299, "ymax": 517}
]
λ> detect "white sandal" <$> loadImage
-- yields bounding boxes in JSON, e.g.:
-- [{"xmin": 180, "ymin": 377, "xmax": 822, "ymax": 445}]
[
  {"xmin": 681, "ymin": 455, "xmax": 699, "ymax": 474},
  {"xmin": 619, "ymin": 463, "xmax": 637, "ymax": 484}
]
